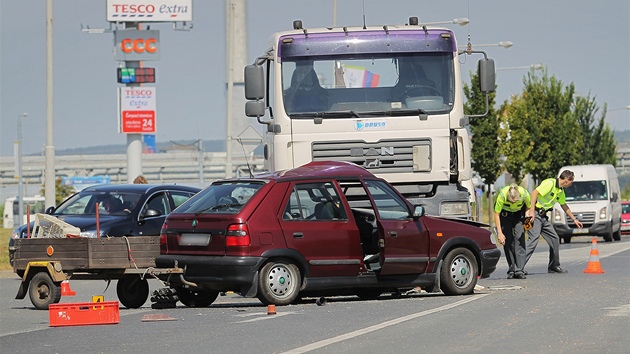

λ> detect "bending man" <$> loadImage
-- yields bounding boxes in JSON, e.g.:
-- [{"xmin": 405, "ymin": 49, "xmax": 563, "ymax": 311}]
[{"xmin": 494, "ymin": 184, "xmax": 531, "ymax": 279}]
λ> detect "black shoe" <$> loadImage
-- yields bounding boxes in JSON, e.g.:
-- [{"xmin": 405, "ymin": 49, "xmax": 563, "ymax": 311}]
[
  {"xmin": 514, "ymin": 273, "xmax": 526, "ymax": 279},
  {"xmin": 507, "ymin": 272, "xmax": 515, "ymax": 279},
  {"xmin": 548, "ymin": 266, "xmax": 568, "ymax": 274},
  {"xmin": 523, "ymin": 270, "xmax": 528, "ymax": 275}
]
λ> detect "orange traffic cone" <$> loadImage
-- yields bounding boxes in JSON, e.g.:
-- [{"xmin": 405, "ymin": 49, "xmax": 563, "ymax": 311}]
[
  {"xmin": 61, "ymin": 280, "xmax": 76, "ymax": 296},
  {"xmin": 583, "ymin": 238, "xmax": 605, "ymax": 274},
  {"xmin": 267, "ymin": 304, "xmax": 276, "ymax": 315}
]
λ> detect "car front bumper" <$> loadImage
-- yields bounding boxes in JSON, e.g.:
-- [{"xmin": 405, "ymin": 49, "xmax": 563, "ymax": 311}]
[{"xmin": 554, "ymin": 221, "xmax": 611, "ymax": 238}]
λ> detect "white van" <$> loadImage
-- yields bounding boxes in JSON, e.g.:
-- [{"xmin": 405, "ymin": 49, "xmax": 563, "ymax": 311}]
[
  {"xmin": 2, "ymin": 196, "xmax": 46, "ymax": 229},
  {"xmin": 552, "ymin": 165, "xmax": 622, "ymax": 243}
]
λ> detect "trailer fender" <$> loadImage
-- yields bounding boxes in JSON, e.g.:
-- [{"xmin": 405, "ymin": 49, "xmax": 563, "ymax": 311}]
[{"xmin": 15, "ymin": 261, "xmax": 67, "ymax": 300}]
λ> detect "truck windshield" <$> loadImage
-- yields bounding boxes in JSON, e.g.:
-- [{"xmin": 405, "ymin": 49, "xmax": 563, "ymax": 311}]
[
  {"xmin": 281, "ymin": 53, "xmax": 454, "ymax": 116},
  {"xmin": 564, "ymin": 181, "xmax": 608, "ymax": 201}
]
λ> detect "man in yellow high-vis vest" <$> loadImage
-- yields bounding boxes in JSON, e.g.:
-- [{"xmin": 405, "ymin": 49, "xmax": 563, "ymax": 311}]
[
  {"xmin": 524, "ymin": 170, "xmax": 583, "ymax": 273},
  {"xmin": 494, "ymin": 184, "xmax": 531, "ymax": 279}
]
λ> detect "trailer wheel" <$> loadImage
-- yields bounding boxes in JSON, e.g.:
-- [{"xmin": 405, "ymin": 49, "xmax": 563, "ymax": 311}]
[
  {"xmin": 29, "ymin": 271, "xmax": 61, "ymax": 310},
  {"xmin": 117, "ymin": 278, "xmax": 149, "ymax": 309},
  {"xmin": 176, "ymin": 288, "xmax": 219, "ymax": 308},
  {"xmin": 440, "ymin": 247, "xmax": 478, "ymax": 295}
]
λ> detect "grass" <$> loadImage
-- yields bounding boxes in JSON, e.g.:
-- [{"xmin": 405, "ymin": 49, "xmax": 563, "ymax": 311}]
[{"xmin": 0, "ymin": 228, "xmax": 12, "ymax": 271}]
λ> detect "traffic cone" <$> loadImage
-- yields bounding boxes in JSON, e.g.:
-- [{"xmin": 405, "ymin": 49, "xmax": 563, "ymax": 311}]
[
  {"xmin": 583, "ymin": 238, "xmax": 605, "ymax": 274},
  {"xmin": 61, "ymin": 280, "xmax": 76, "ymax": 296},
  {"xmin": 267, "ymin": 304, "xmax": 276, "ymax": 315}
]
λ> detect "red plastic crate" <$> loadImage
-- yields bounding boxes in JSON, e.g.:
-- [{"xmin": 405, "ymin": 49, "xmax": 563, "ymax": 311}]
[{"xmin": 49, "ymin": 301, "xmax": 120, "ymax": 327}]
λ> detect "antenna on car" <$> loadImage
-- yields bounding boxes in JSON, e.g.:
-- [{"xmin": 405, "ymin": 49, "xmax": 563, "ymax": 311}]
[{"xmin": 236, "ymin": 138, "xmax": 255, "ymax": 178}]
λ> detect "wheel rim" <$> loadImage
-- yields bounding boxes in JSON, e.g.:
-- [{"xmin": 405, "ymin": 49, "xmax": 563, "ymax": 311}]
[
  {"xmin": 266, "ymin": 264, "xmax": 295, "ymax": 299},
  {"xmin": 35, "ymin": 281, "xmax": 51, "ymax": 300},
  {"xmin": 449, "ymin": 255, "xmax": 473, "ymax": 288}
]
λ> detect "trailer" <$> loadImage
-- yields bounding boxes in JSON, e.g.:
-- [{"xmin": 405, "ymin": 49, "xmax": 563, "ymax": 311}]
[{"xmin": 12, "ymin": 236, "xmax": 183, "ymax": 310}]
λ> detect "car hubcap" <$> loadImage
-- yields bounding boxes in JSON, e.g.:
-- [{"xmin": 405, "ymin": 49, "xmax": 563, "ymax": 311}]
[
  {"xmin": 268, "ymin": 265, "xmax": 293, "ymax": 298},
  {"xmin": 450, "ymin": 256, "xmax": 472, "ymax": 288}
]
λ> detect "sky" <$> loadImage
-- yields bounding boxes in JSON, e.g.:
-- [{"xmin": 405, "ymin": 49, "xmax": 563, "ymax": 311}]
[{"xmin": 1, "ymin": 0, "xmax": 629, "ymax": 157}]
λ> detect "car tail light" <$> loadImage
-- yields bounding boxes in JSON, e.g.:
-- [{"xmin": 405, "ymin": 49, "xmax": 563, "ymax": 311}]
[
  {"xmin": 226, "ymin": 224, "xmax": 250, "ymax": 247},
  {"xmin": 160, "ymin": 222, "xmax": 168, "ymax": 251}
]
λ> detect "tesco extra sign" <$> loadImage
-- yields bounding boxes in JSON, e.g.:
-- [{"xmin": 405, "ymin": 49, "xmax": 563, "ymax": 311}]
[
  {"xmin": 107, "ymin": 0, "xmax": 192, "ymax": 22},
  {"xmin": 114, "ymin": 30, "xmax": 160, "ymax": 61}
]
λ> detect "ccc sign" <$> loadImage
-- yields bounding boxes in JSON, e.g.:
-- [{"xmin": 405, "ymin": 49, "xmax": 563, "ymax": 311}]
[{"xmin": 114, "ymin": 30, "xmax": 160, "ymax": 61}]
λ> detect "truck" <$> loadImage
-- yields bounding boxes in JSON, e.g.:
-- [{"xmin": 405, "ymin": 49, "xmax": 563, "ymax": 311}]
[
  {"xmin": 243, "ymin": 16, "xmax": 495, "ymax": 220},
  {"xmin": 552, "ymin": 164, "xmax": 622, "ymax": 243}
]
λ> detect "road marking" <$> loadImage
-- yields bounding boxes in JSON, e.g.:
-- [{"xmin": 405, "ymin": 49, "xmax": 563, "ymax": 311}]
[
  {"xmin": 604, "ymin": 304, "xmax": 630, "ymax": 317},
  {"xmin": 280, "ymin": 293, "xmax": 490, "ymax": 354},
  {"xmin": 236, "ymin": 311, "xmax": 296, "ymax": 323}
]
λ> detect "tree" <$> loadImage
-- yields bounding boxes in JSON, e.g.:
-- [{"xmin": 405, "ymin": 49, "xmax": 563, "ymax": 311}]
[
  {"xmin": 573, "ymin": 94, "xmax": 617, "ymax": 165},
  {"xmin": 40, "ymin": 178, "xmax": 75, "ymax": 206},
  {"xmin": 463, "ymin": 71, "xmax": 502, "ymax": 190}
]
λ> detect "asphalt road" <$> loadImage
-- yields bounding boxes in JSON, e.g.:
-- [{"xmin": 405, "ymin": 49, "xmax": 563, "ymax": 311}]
[{"xmin": 1, "ymin": 235, "xmax": 629, "ymax": 354}]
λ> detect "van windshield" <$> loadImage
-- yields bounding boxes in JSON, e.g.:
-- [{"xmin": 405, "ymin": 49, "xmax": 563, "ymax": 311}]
[{"xmin": 564, "ymin": 181, "xmax": 608, "ymax": 201}]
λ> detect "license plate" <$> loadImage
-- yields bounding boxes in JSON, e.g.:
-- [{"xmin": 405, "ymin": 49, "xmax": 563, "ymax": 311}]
[
  {"xmin": 572, "ymin": 229, "xmax": 589, "ymax": 235},
  {"xmin": 179, "ymin": 233, "xmax": 211, "ymax": 246}
]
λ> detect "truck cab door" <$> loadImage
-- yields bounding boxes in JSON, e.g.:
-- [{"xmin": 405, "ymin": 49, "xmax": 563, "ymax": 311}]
[{"xmin": 364, "ymin": 180, "xmax": 429, "ymax": 275}]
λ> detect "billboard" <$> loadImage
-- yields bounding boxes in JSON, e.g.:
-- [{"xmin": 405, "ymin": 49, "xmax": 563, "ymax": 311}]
[
  {"xmin": 114, "ymin": 30, "xmax": 160, "ymax": 61},
  {"xmin": 107, "ymin": 0, "xmax": 192, "ymax": 22},
  {"xmin": 118, "ymin": 87, "xmax": 156, "ymax": 134}
]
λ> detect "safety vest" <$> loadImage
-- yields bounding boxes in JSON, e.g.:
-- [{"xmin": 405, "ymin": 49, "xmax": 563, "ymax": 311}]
[
  {"xmin": 494, "ymin": 185, "xmax": 531, "ymax": 213},
  {"xmin": 535, "ymin": 178, "xmax": 565, "ymax": 210}
]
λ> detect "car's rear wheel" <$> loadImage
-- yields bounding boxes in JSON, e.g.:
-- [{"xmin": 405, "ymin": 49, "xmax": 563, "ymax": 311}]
[
  {"xmin": 257, "ymin": 260, "xmax": 300, "ymax": 305},
  {"xmin": 177, "ymin": 288, "xmax": 219, "ymax": 307},
  {"xmin": 116, "ymin": 277, "xmax": 149, "ymax": 309},
  {"xmin": 440, "ymin": 247, "xmax": 478, "ymax": 295},
  {"xmin": 29, "ymin": 272, "xmax": 61, "ymax": 310},
  {"xmin": 355, "ymin": 288, "xmax": 383, "ymax": 300}
]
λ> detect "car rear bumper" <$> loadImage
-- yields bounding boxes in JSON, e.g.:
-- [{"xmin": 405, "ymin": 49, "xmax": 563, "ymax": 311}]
[
  {"xmin": 479, "ymin": 248, "xmax": 501, "ymax": 278},
  {"xmin": 156, "ymin": 254, "xmax": 265, "ymax": 294}
]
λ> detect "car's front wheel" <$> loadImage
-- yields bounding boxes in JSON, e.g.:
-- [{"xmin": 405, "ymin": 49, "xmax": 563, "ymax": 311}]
[
  {"xmin": 440, "ymin": 247, "xmax": 478, "ymax": 295},
  {"xmin": 257, "ymin": 260, "xmax": 301, "ymax": 305}
]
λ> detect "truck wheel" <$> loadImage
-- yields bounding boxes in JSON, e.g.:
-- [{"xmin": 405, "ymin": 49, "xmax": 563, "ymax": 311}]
[
  {"xmin": 257, "ymin": 260, "xmax": 300, "ymax": 305},
  {"xmin": 176, "ymin": 288, "xmax": 218, "ymax": 307},
  {"xmin": 117, "ymin": 278, "xmax": 149, "ymax": 309},
  {"xmin": 29, "ymin": 272, "xmax": 61, "ymax": 310},
  {"xmin": 440, "ymin": 248, "xmax": 478, "ymax": 295}
]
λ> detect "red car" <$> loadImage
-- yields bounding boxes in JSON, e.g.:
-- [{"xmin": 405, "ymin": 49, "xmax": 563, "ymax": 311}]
[
  {"xmin": 622, "ymin": 201, "xmax": 630, "ymax": 235},
  {"xmin": 156, "ymin": 161, "xmax": 499, "ymax": 307}
]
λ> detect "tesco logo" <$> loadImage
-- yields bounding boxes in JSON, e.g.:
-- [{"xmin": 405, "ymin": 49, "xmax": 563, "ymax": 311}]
[
  {"xmin": 112, "ymin": 4, "xmax": 155, "ymax": 14},
  {"xmin": 121, "ymin": 38, "xmax": 157, "ymax": 53},
  {"xmin": 125, "ymin": 89, "xmax": 153, "ymax": 96}
]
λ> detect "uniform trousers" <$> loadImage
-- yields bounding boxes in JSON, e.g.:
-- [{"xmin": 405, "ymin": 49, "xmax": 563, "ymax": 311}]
[
  {"xmin": 524, "ymin": 213, "xmax": 561, "ymax": 269},
  {"xmin": 499, "ymin": 214, "xmax": 526, "ymax": 275}
]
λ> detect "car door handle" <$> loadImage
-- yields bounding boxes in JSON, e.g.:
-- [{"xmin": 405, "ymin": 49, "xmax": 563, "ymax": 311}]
[
  {"xmin": 389, "ymin": 231, "xmax": 397, "ymax": 237},
  {"xmin": 293, "ymin": 232, "xmax": 304, "ymax": 238}
]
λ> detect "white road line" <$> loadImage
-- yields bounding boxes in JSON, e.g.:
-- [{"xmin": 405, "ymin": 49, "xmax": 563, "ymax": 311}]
[{"xmin": 280, "ymin": 293, "xmax": 490, "ymax": 354}]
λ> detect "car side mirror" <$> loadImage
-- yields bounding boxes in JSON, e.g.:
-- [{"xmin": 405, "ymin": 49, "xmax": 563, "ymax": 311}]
[
  {"xmin": 413, "ymin": 206, "xmax": 425, "ymax": 218},
  {"xmin": 45, "ymin": 206, "xmax": 55, "ymax": 214},
  {"xmin": 141, "ymin": 208, "xmax": 161, "ymax": 219}
]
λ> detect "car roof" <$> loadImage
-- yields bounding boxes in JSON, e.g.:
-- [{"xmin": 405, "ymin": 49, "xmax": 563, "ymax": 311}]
[
  {"xmin": 78, "ymin": 184, "xmax": 200, "ymax": 194},
  {"xmin": 251, "ymin": 161, "xmax": 376, "ymax": 182}
]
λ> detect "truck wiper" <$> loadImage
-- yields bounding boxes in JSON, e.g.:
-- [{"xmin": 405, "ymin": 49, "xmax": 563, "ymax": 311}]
[
  {"xmin": 289, "ymin": 110, "xmax": 361, "ymax": 118},
  {"xmin": 361, "ymin": 108, "xmax": 428, "ymax": 116}
]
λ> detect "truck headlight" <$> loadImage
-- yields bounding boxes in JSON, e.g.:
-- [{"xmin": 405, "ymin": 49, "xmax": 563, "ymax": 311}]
[{"xmin": 440, "ymin": 201, "xmax": 468, "ymax": 216}]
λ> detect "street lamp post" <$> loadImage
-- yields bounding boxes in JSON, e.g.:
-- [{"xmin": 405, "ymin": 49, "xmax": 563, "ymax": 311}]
[
  {"xmin": 496, "ymin": 64, "xmax": 544, "ymax": 71},
  {"xmin": 17, "ymin": 112, "xmax": 28, "ymax": 226},
  {"xmin": 458, "ymin": 41, "xmax": 513, "ymax": 55}
]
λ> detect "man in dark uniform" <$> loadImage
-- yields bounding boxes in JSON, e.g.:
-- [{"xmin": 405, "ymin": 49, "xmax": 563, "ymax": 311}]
[{"xmin": 524, "ymin": 170, "xmax": 583, "ymax": 273}]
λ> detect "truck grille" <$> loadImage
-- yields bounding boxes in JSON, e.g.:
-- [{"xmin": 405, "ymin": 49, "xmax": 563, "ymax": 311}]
[{"xmin": 312, "ymin": 139, "xmax": 431, "ymax": 174}]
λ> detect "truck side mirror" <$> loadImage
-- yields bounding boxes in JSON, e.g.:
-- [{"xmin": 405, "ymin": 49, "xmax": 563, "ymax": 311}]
[
  {"xmin": 244, "ymin": 65, "xmax": 265, "ymax": 100},
  {"xmin": 477, "ymin": 58, "xmax": 496, "ymax": 93},
  {"xmin": 245, "ymin": 101, "xmax": 266, "ymax": 117},
  {"xmin": 611, "ymin": 192, "xmax": 618, "ymax": 202}
]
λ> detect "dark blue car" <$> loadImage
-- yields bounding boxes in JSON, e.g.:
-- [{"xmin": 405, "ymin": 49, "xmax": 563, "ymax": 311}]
[{"xmin": 9, "ymin": 184, "xmax": 200, "ymax": 266}]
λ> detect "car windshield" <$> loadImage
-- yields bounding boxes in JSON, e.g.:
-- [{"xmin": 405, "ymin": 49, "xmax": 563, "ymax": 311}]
[
  {"xmin": 174, "ymin": 181, "xmax": 265, "ymax": 215},
  {"xmin": 564, "ymin": 181, "xmax": 608, "ymax": 201},
  {"xmin": 53, "ymin": 191, "xmax": 143, "ymax": 216}
]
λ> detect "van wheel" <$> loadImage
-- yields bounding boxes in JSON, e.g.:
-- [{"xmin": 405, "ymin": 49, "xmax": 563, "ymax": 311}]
[
  {"xmin": 613, "ymin": 228, "xmax": 621, "ymax": 241},
  {"xmin": 563, "ymin": 236, "xmax": 572, "ymax": 244},
  {"xmin": 440, "ymin": 248, "xmax": 477, "ymax": 295},
  {"xmin": 117, "ymin": 278, "xmax": 149, "ymax": 309},
  {"xmin": 603, "ymin": 231, "xmax": 613, "ymax": 242},
  {"xmin": 257, "ymin": 260, "xmax": 300, "ymax": 305},
  {"xmin": 29, "ymin": 272, "xmax": 61, "ymax": 310}
]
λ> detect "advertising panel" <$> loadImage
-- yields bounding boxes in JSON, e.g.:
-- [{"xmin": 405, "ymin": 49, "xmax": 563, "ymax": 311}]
[
  {"xmin": 118, "ymin": 87, "xmax": 156, "ymax": 134},
  {"xmin": 107, "ymin": 0, "xmax": 192, "ymax": 22},
  {"xmin": 114, "ymin": 30, "xmax": 160, "ymax": 61}
]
